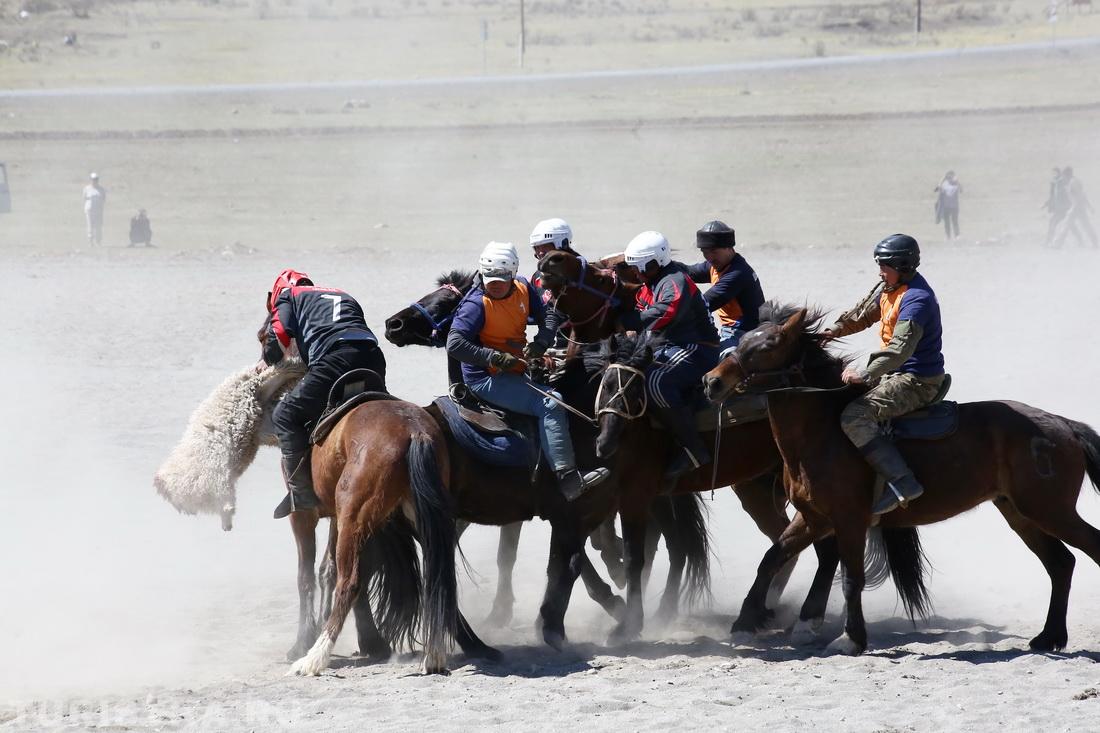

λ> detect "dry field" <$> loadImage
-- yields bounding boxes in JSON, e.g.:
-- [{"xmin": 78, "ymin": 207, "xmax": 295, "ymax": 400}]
[{"xmin": 3, "ymin": 1, "xmax": 1100, "ymax": 731}]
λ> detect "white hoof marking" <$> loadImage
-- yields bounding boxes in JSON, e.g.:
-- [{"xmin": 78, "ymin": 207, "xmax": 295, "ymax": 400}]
[
  {"xmin": 825, "ymin": 632, "xmax": 863, "ymax": 656},
  {"xmin": 289, "ymin": 633, "xmax": 335, "ymax": 676},
  {"xmin": 791, "ymin": 618, "xmax": 824, "ymax": 646}
]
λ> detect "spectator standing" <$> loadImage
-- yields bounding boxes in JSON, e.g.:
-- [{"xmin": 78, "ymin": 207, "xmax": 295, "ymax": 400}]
[
  {"xmin": 83, "ymin": 172, "xmax": 106, "ymax": 246},
  {"xmin": 1055, "ymin": 167, "xmax": 1099, "ymax": 249},
  {"xmin": 934, "ymin": 170, "xmax": 962, "ymax": 241},
  {"xmin": 1043, "ymin": 167, "xmax": 1071, "ymax": 247}
]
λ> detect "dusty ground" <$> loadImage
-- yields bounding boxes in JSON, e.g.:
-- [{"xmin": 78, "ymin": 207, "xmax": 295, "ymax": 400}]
[{"xmin": 3, "ymin": 2, "xmax": 1100, "ymax": 731}]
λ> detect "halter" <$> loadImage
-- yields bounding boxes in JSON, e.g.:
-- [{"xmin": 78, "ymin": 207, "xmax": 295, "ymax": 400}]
[
  {"xmin": 408, "ymin": 283, "xmax": 465, "ymax": 347},
  {"xmin": 725, "ymin": 349, "xmax": 807, "ymax": 394},
  {"xmin": 595, "ymin": 363, "xmax": 648, "ymax": 420}
]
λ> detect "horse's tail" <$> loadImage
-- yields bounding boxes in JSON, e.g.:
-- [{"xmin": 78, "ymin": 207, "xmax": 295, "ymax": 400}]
[
  {"xmin": 360, "ymin": 516, "xmax": 421, "ymax": 651},
  {"xmin": 407, "ymin": 433, "xmax": 458, "ymax": 659},
  {"xmin": 862, "ymin": 528, "xmax": 892, "ymax": 590},
  {"xmin": 882, "ymin": 526, "xmax": 934, "ymax": 621},
  {"xmin": 654, "ymin": 493, "xmax": 712, "ymax": 607},
  {"xmin": 1066, "ymin": 419, "xmax": 1100, "ymax": 494}
]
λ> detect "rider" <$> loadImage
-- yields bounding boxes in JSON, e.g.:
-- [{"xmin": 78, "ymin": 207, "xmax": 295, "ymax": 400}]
[
  {"xmin": 823, "ymin": 234, "xmax": 946, "ymax": 515},
  {"xmin": 447, "ymin": 241, "xmax": 610, "ymax": 501},
  {"xmin": 620, "ymin": 231, "xmax": 721, "ymax": 478},
  {"xmin": 262, "ymin": 269, "xmax": 387, "ymax": 519},
  {"xmin": 686, "ymin": 220, "xmax": 765, "ymax": 355},
  {"xmin": 528, "ymin": 217, "xmax": 577, "ymax": 353}
]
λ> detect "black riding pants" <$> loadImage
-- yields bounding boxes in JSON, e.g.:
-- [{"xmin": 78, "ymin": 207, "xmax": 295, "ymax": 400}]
[{"xmin": 273, "ymin": 341, "xmax": 387, "ymax": 454}]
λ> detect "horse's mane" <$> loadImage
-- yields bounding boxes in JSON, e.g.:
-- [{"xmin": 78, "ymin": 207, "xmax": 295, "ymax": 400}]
[
  {"xmin": 436, "ymin": 269, "xmax": 476, "ymax": 291},
  {"xmin": 759, "ymin": 300, "xmax": 853, "ymax": 375}
]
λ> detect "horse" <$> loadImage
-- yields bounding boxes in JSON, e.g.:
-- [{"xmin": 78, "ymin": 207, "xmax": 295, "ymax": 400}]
[
  {"xmin": 534, "ymin": 250, "xmax": 838, "ymax": 634},
  {"xmin": 384, "ymin": 269, "xmax": 712, "ymax": 627},
  {"xmin": 702, "ymin": 304, "xmax": 1100, "ymax": 654}
]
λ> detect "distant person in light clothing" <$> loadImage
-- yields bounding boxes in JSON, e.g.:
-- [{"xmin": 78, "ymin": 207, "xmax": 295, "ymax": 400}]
[
  {"xmin": 83, "ymin": 172, "xmax": 106, "ymax": 246},
  {"xmin": 934, "ymin": 170, "xmax": 961, "ymax": 241},
  {"xmin": 1055, "ymin": 167, "xmax": 1098, "ymax": 249}
]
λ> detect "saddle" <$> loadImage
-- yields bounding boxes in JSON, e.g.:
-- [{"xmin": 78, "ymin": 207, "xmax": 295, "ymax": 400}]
[
  {"xmin": 884, "ymin": 375, "xmax": 958, "ymax": 441},
  {"xmin": 433, "ymin": 387, "xmax": 538, "ymax": 469},
  {"xmin": 310, "ymin": 368, "xmax": 393, "ymax": 446}
]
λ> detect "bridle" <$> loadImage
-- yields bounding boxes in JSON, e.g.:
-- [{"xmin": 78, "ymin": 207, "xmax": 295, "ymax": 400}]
[
  {"xmin": 724, "ymin": 348, "xmax": 808, "ymax": 395},
  {"xmin": 549, "ymin": 256, "xmax": 624, "ymax": 340},
  {"xmin": 595, "ymin": 363, "xmax": 648, "ymax": 420},
  {"xmin": 407, "ymin": 283, "xmax": 465, "ymax": 347}
]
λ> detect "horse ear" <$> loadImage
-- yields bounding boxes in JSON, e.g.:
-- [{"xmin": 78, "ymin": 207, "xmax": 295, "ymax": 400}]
[{"xmin": 780, "ymin": 308, "xmax": 807, "ymax": 338}]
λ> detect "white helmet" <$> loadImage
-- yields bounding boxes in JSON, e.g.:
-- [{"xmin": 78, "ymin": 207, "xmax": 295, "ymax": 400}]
[
  {"xmin": 529, "ymin": 217, "xmax": 573, "ymax": 250},
  {"xmin": 624, "ymin": 231, "xmax": 672, "ymax": 271},
  {"xmin": 478, "ymin": 241, "xmax": 520, "ymax": 283}
]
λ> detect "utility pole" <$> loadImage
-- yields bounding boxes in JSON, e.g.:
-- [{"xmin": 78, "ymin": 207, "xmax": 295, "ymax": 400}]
[
  {"xmin": 518, "ymin": 0, "xmax": 526, "ymax": 68},
  {"xmin": 915, "ymin": 0, "xmax": 922, "ymax": 33}
]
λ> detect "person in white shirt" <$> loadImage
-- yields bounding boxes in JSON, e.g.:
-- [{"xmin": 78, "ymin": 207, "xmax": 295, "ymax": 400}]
[
  {"xmin": 934, "ymin": 170, "xmax": 962, "ymax": 241},
  {"xmin": 83, "ymin": 172, "xmax": 106, "ymax": 246}
]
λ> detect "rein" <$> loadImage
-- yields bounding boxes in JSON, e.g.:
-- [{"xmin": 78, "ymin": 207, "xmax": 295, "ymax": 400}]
[
  {"xmin": 727, "ymin": 350, "xmax": 808, "ymax": 394},
  {"xmin": 552, "ymin": 258, "xmax": 624, "ymax": 339}
]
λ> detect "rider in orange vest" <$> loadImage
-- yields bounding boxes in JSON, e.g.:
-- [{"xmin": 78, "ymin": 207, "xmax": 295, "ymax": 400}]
[{"xmin": 824, "ymin": 234, "xmax": 946, "ymax": 515}]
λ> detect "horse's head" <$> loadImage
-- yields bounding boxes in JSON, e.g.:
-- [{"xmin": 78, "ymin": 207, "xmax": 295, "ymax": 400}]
[
  {"xmin": 384, "ymin": 270, "xmax": 476, "ymax": 347},
  {"xmin": 594, "ymin": 334, "xmax": 654, "ymax": 459},
  {"xmin": 537, "ymin": 250, "xmax": 629, "ymax": 343},
  {"xmin": 703, "ymin": 303, "xmax": 839, "ymax": 402}
]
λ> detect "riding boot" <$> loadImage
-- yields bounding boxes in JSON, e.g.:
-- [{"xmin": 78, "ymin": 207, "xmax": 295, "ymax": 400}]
[
  {"xmin": 556, "ymin": 466, "xmax": 612, "ymax": 502},
  {"xmin": 860, "ymin": 436, "xmax": 925, "ymax": 515},
  {"xmin": 656, "ymin": 405, "xmax": 711, "ymax": 478},
  {"xmin": 274, "ymin": 450, "xmax": 320, "ymax": 519}
]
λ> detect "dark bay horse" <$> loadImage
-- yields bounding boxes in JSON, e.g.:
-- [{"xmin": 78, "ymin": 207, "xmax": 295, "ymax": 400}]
[
  {"xmin": 703, "ymin": 306, "xmax": 1100, "ymax": 654},
  {"xmin": 384, "ymin": 270, "xmax": 711, "ymax": 627}
]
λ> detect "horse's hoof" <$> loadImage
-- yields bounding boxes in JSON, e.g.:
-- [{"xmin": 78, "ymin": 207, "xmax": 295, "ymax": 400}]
[
  {"xmin": 790, "ymin": 618, "xmax": 824, "ymax": 646},
  {"xmin": 607, "ymin": 621, "xmax": 641, "ymax": 646},
  {"xmin": 357, "ymin": 646, "xmax": 392, "ymax": 663},
  {"xmin": 543, "ymin": 628, "xmax": 567, "ymax": 651},
  {"xmin": 729, "ymin": 631, "xmax": 757, "ymax": 647},
  {"xmin": 466, "ymin": 644, "xmax": 503, "ymax": 663},
  {"xmin": 484, "ymin": 607, "xmax": 513, "ymax": 629},
  {"xmin": 1029, "ymin": 630, "xmax": 1068, "ymax": 652},
  {"xmin": 825, "ymin": 632, "xmax": 865, "ymax": 656}
]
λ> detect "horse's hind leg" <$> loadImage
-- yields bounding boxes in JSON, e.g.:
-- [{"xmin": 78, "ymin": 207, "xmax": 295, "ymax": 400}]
[
  {"xmin": 537, "ymin": 522, "xmax": 585, "ymax": 650},
  {"xmin": 650, "ymin": 505, "xmax": 686, "ymax": 627},
  {"xmin": 992, "ymin": 498, "xmax": 1074, "ymax": 651},
  {"xmin": 485, "ymin": 522, "xmax": 522, "ymax": 628},
  {"xmin": 318, "ymin": 519, "xmax": 337, "ymax": 622},
  {"xmin": 352, "ymin": 570, "xmax": 391, "ymax": 661},
  {"xmin": 287, "ymin": 510, "xmax": 321, "ymax": 662}
]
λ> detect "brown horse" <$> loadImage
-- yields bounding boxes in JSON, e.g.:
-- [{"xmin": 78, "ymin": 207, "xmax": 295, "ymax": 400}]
[
  {"xmin": 702, "ymin": 305, "xmax": 1100, "ymax": 654},
  {"xmin": 384, "ymin": 269, "xmax": 712, "ymax": 627},
  {"xmin": 534, "ymin": 251, "xmax": 844, "ymax": 639}
]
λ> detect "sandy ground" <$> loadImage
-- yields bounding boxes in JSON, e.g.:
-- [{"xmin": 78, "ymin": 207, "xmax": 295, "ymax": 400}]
[{"xmin": 4, "ymin": 4, "xmax": 1100, "ymax": 731}]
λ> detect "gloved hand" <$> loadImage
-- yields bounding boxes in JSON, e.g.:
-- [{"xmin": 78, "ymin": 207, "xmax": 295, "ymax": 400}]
[
  {"xmin": 523, "ymin": 341, "xmax": 548, "ymax": 360},
  {"xmin": 489, "ymin": 350, "xmax": 523, "ymax": 371}
]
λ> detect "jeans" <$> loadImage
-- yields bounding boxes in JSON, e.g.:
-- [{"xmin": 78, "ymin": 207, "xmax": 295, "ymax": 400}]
[
  {"xmin": 467, "ymin": 371, "xmax": 576, "ymax": 473},
  {"xmin": 718, "ymin": 324, "xmax": 746, "ymax": 358}
]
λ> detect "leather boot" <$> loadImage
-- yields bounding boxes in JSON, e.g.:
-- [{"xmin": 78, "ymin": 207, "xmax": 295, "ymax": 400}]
[
  {"xmin": 656, "ymin": 405, "xmax": 711, "ymax": 478},
  {"xmin": 556, "ymin": 466, "xmax": 612, "ymax": 502},
  {"xmin": 860, "ymin": 436, "xmax": 925, "ymax": 515},
  {"xmin": 274, "ymin": 450, "xmax": 320, "ymax": 519}
]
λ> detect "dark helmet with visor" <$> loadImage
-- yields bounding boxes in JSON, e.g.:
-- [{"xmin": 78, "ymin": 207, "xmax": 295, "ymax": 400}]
[{"xmin": 873, "ymin": 234, "xmax": 920, "ymax": 274}]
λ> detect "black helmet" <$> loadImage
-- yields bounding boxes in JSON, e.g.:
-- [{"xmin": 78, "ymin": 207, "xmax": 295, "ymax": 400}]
[
  {"xmin": 873, "ymin": 233, "xmax": 920, "ymax": 274},
  {"xmin": 696, "ymin": 220, "xmax": 736, "ymax": 249}
]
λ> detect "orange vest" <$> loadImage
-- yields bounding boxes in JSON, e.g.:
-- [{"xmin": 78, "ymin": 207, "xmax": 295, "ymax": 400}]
[
  {"xmin": 480, "ymin": 280, "xmax": 530, "ymax": 374},
  {"xmin": 710, "ymin": 265, "xmax": 744, "ymax": 327},
  {"xmin": 878, "ymin": 285, "xmax": 909, "ymax": 348}
]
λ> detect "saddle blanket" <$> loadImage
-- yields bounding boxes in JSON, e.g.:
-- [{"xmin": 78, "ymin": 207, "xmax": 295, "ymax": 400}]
[{"xmin": 433, "ymin": 396, "xmax": 537, "ymax": 468}]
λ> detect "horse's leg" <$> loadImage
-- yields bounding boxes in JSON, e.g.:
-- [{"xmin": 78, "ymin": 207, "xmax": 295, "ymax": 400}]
[
  {"xmin": 824, "ymin": 527, "xmax": 869, "ymax": 656},
  {"xmin": 318, "ymin": 518, "xmax": 337, "ymax": 622},
  {"xmin": 455, "ymin": 610, "xmax": 503, "ymax": 661},
  {"xmin": 286, "ymin": 510, "xmax": 320, "ymax": 662},
  {"xmin": 650, "ymin": 503, "xmax": 686, "ymax": 627},
  {"xmin": 590, "ymin": 517, "xmax": 626, "ymax": 589},
  {"xmin": 608, "ymin": 514, "xmax": 648, "ymax": 645},
  {"xmin": 992, "ymin": 498, "xmax": 1074, "ymax": 652},
  {"xmin": 485, "ymin": 521, "xmax": 522, "ymax": 628},
  {"xmin": 731, "ymin": 512, "xmax": 819, "ymax": 637},
  {"xmin": 352, "ymin": 576, "xmax": 391, "ymax": 661},
  {"xmin": 641, "ymin": 516, "xmax": 661, "ymax": 593},
  {"xmin": 791, "ymin": 535, "xmax": 840, "ymax": 645},
  {"xmin": 291, "ymin": 514, "xmax": 364, "ymax": 675},
  {"xmin": 537, "ymin": 522, "xmax": 585, "ymax": 651},
  {"xmin": 733, "ymin": 474, "xmax": 799, "ymax": 607},
  {"xmin": 579, "ymin": 552, "xmax": 627, "ymax": 621}
]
